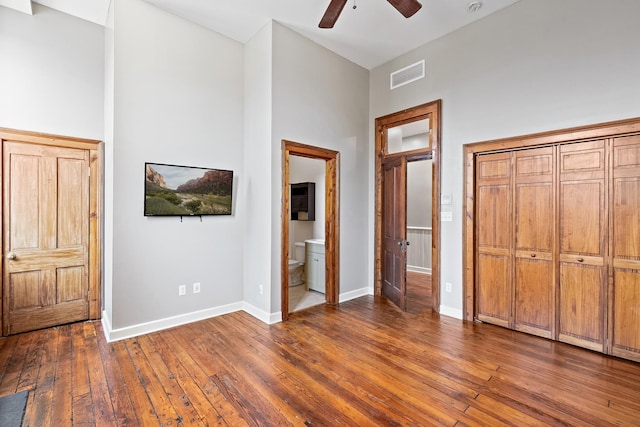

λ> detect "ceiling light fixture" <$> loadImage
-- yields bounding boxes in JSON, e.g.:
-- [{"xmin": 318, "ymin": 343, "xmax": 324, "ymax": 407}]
[{"xmin": 467, "ymin": 1, "xmax": 483, "ymax": 13}]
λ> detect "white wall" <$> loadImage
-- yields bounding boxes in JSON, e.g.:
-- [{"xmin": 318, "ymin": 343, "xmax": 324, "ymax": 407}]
[
  {"xmin": 270, "ymin": 23, "xmax": 370, "ymax": 311},
  {"xmin": 407, "ymin": 159, "xmax": 431, "ymax": 228},
  {"xmin": 1, "ymin": 1, "xmax": 370, "ymax": 336},
  {"xmin": 107, "ymin": 0, "xmax": 245, "ymax": 334},
  {"xmin": 243, "ymin": 22, "xmax": 370, "ymax": 319},
  {"xmin": 369, "ymin": 0, "xmax": 640, "ymax": 317},
  {"xmin": 243, "ymin": 22, "xmax": 274, "ymax": 319},
  {"xmin": 0, "ymin": 4, "xmax": 104, "ymax": 139},
  {"xmin": 103, "ymin": 0, "xmax": 115, "ymax": 325}
]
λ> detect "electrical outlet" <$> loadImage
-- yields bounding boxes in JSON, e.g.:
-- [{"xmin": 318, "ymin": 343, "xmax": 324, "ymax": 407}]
[
  {"xmin": 193, "ymin": 282, "xmax": 201, "ymax": 294},
  {"xmin": 179, "ymin": 285, "xmax": 186, "ymax": 296},
  {"xmin": 445, "ymin": 282, "xmax": 452, "ymax": 293},
  {"xmin": 259, "ymin": 284, "xmax": 264, "ymax": 295}
]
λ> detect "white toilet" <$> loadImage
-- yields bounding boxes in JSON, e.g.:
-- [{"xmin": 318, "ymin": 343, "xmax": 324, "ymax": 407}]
[{"xmin": 288, "ymin": 242, "xmax": 305, "ymax": 287}]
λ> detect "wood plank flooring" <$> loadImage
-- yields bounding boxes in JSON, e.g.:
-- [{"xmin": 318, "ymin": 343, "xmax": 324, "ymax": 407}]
[
  {"xmin": 406, "ymin": 270, "xmax": 431, "ymax": 314},
  {"xmin": 1, "ymin": 295, "xmax": 640, "ymax": 426}
]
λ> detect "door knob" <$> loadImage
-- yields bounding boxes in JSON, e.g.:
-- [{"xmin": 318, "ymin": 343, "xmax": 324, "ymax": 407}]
[
  {"xmin": 7, "ymin": 252, "xmax": 16, "ymax": 260},
  {"xmin": 397, "ymin": 240, "xmax": 409, "ymax": 253}
]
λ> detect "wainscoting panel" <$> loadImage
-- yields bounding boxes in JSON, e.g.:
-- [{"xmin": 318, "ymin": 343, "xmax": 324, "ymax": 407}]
[{"xmin": 407, "ymin": 226, "xmax": 432, "ymax": 273}]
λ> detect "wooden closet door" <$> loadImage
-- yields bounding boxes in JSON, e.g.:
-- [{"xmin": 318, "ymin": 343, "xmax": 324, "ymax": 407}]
[
  {"xmin": 610, "ymin": 135, "xmax": 640, "ymax": 362},
  {"xmin": 3, "ymin": 141, "xmax": 90, "ymax": 335},
  {"xmin": 558, "ymin": 140, "xmax": 607, "ymax": 352},
  {"xmin": 513, "ymin": 147, "xmax": 555, "ymax": 339},
  {"xmin": 476, "ymin": 153, "xmax": 511, "ymax": 327}
]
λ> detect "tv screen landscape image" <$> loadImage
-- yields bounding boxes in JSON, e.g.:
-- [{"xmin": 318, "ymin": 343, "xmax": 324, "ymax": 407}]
[{"xmin": 145, "ymin": 162, "xmax": 233, "ymax": 216}]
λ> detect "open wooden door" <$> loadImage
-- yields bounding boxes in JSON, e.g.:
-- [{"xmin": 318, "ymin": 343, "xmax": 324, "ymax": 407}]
[
  {"xmin": 3, "ymin": 141, "xmax": 91, "ymax": 335},
  {"xmin": 382, "ymin": 157, "xmax": 407, "ymax": 310},
  {"xmin": 375, "ymin": 100, "xmax": 441, "ymax": 313}
]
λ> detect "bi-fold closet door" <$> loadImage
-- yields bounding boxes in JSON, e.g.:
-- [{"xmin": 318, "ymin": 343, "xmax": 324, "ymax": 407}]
[
  {"xmin": 609, "ymin": 135, "xmax": 640, "ymax": 361},
  {"xmin": 557, "ymin": 140, "xmax": 607, "ymax": 352},
  {"xmin": 475, "ymin": 135, "xmax": 640, "ymax": 362},
  {"xmin": 476, "ymin": 146, "xmax": 556, "ymax": 340}
]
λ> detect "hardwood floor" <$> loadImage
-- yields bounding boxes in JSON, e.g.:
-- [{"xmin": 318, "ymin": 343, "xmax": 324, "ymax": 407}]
[
  {"xmin": 406, "ymin": 270, "xmax": 431, "ymax": 314},
  {"xmin": 1, "ymin": 296, "xmax": 640, "ymax": 426}
]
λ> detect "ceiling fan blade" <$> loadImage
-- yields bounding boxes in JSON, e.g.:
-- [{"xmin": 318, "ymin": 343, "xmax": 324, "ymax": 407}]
[
  {"xmin": 319, "ymin": 0, "xmax": 348, "ymax": 28},
  {"xmin": 387, "ymin": 0, "xmax": 422, "ymax": 18}
]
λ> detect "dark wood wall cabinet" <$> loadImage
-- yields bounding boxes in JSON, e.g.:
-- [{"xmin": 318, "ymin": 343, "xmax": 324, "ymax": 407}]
[
  {"xmin": 290, "ymin": 182, "xmax": 315, "ymax": 221},
  {"xmin": 464, "ymin": 118, "xmax": 640, "ymax": 363}
]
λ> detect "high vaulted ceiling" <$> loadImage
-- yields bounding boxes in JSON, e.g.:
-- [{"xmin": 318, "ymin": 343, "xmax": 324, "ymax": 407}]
[
  {"xmin": 1, "ymin": 0, "xmax": 521, "ymax": 70},
  {"xmin": 0, "ymin": 0, "xmax": 110, "ymax": 26},
  {"xmin": 144, "ymin": 0, "xmax": 521, "ymax": 69}
]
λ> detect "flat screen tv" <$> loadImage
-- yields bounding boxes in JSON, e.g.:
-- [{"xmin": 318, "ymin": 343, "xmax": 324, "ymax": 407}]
[{"xmin": 145, "ymin": 162, "xmax": 233, "ymax": 216}]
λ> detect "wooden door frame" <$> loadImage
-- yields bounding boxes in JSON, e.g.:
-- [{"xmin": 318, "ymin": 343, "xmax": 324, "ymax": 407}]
[
  {"xmin": 375, "ymin": 99, "xmax": 442, "ymax": 312},
  {"xmin": 462, "ymin": 116, "xmax": 640, "ymax": 322},
  {"xmin": 281, "ymin": 140, "xmax": 339, "ymax": 321},
  {"xmin": 0, "ymin": 127, "xmax": 102, "ymax": 335}
]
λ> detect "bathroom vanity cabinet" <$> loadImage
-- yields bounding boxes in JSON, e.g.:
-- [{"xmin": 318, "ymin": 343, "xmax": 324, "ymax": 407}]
[
  {"xmin": 305, "ymin": 240, "xmax": 325, "ymax": 293},
  {"xmin": 291, "ymin": 182, "xmax": 315, "ymax": 221}
]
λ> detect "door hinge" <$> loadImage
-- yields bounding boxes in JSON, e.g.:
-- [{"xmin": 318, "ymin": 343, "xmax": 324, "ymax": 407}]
[{"xmin": 88, "ymin": 167, "xmax": 91, "ymax": 177}]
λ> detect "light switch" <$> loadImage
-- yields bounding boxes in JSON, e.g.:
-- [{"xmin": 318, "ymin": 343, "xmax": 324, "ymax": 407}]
[
  {"xmin": 441, "ymin": 194, "xmax": 452, "ymax": 205},
  {"xmin": 441, "ymin": 211, "xmax": 453, "ymax": 222}
]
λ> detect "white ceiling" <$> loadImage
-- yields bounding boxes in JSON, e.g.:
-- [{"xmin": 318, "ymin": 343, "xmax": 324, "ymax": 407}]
[
  {"xmin": 1, "ymin": 0, "xmax": 521, "ymax": 70},
  {"xmin": 0, "ymin": 0, "xmax": 110, "ymax": 25},
  {"xmin": 143, "ymin": 0, "xmax": 521, "ymax": 69}
]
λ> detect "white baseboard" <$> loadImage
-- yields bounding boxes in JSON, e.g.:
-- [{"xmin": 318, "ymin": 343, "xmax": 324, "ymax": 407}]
[
  {"xmin": 101, "ymin": 288, "xmax": 376, "ymax": 342},
  {"xmin": 242, "ymin": 302, "xmax": 282, "ymax": 324},
  {"xmin": 102, "ymin": 302, "xmax": 244, "ymax": 342},
  {"xmin": 339, "ymin": 286, "xmax": 372, "ymax": 302},
  {"xmin": 439, "ymin": 305, "xmax": 463, "ymax": 320},
  {"xmin": 407, "ymin": 266, "xmax": 432, "ymax": 274},
  {"xmin": 101, "ymin": 312, "xmax": 113, "ymax": 339}
]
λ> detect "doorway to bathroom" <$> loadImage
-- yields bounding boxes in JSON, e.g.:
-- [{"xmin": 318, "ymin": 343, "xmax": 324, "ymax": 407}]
[{"xmin": 281, "ymin": 140, "xmax": 339, "ymax": 321}]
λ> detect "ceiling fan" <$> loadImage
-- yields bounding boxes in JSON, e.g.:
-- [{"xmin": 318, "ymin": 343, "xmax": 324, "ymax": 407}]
[{"xmin": 319, "ymin": 0, "xmax": 422, "ymax": 28}]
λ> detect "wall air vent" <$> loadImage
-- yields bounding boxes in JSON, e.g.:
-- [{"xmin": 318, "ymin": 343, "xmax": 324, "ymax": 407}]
[{"xmin": 390, "ymin": 60, "xmax": 425, "ymax": 90}]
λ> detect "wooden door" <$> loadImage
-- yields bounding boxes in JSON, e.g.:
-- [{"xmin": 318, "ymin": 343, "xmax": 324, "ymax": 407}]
[
  {"xmin": 558, "ymin": 140, "xmax": 607, "ymax": 352},
  {"xmin": 513, "ymin": 147, "xmax": 555, "ymax": 339},
  {"xmin": 475, "ymin": 152, "xmax": 511, "ymax": 327},
  {"xmin": 382, "ymin": 157, "xmax": 407, "ymax": 310},
  {"xmin": 3, "ymin": 141, "xmax": 90, "ymax": 335},
  {"xmin": 610, "ymin": 135, "xmax": 640, "ymax": 362}
]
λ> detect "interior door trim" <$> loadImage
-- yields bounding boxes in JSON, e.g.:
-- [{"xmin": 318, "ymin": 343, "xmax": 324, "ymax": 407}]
[
  {"xmin": 462, "ymin": 116, "xmax": 640, "ymax": 322},
  {"xmin": 374, "ymin": 99, "xmax": 442, "ymax": 312},
  {"xmin": 0, "ymin": 127, "xmax": 102, "ymax": 335},
  {"xmin": 281, "ymin": 140, "xmax": 339, "ymax": 321}
]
